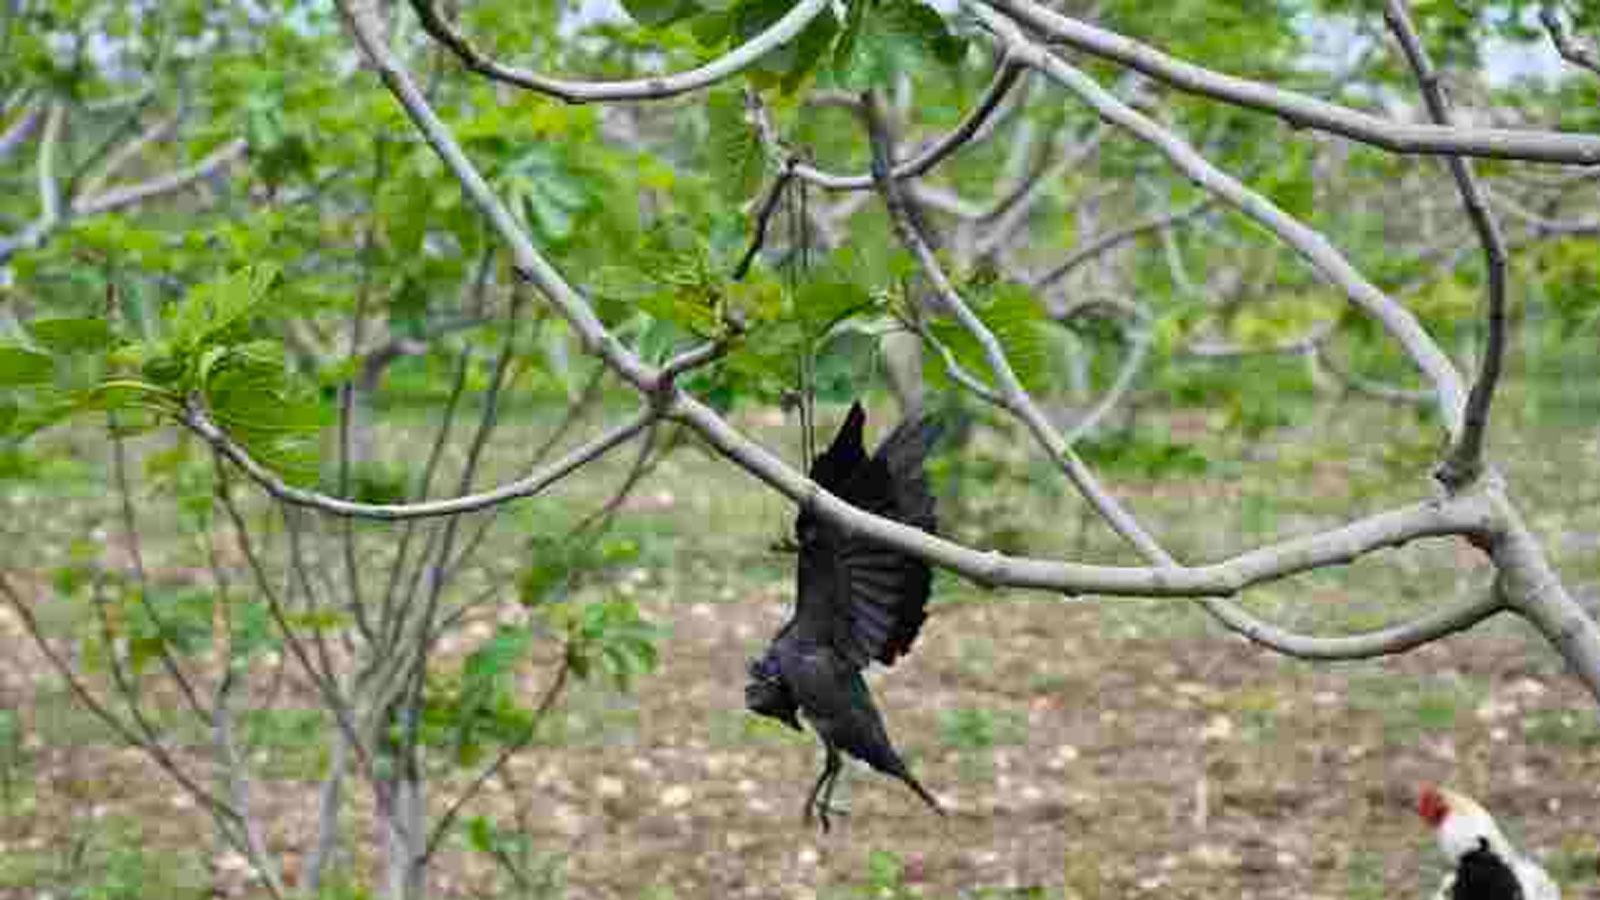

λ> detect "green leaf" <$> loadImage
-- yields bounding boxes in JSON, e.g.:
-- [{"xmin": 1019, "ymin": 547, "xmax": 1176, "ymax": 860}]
[
  {"xmin": 705, "ymin": 88, "xmax": 764, "ymax": 202},
  {"xmin": 29, "ymin": 318, "xmax": 116, "ymax": 354},
  {"xmin": 621, "ymin": 0, "xmax": 704, "ymax": 27},
  {"xmin": 925, "ymin": 281, "xmax": 1049, "ymax": 393},
  {"xmin": 638, "ymin": 290, "xmax": 721, "ymax": 338},
  {"xmin": 77, "ymin": 380, "xmax": 180, "ymax": 415},
  {"xmin": 463, "ymin": 625, "xmax": 536, "ymax": 687},
  {"xmin": 202, "ymin": 342, "xmax": 324, "ymax": 486},
  {"xmin": 793, "ymin": 280, "xmax": 877, "ymax": 338},
  {"xmin": 465, "ymin": 816, "xmax": 496, "ymax": 854},
  {"xmin": 170, "ymin": 264, "xmax": 281, "ymax": 351},
  {"xmin": 0, "ymin": 346, "xmax": 54, "ymax": 386},
  {"xmin": 832, "ymin": 0, "xmax": 966, "ymax": 90}
]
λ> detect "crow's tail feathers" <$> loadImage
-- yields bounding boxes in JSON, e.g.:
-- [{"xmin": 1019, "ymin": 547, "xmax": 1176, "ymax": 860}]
[{"xmin": 899, "ymin": 770, "xmax": 945, "ymax": 817}]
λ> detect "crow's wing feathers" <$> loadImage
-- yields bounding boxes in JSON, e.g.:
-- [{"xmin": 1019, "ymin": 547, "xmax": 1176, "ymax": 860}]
[{"xmin": 796, "ymin": 403, "xmax": 939, "ymax": 669}]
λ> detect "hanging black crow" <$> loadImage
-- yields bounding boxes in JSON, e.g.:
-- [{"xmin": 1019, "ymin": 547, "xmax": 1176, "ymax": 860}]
[{"xmin": 745, "ymin": 401, "xmax": 944, "ymax": 831}]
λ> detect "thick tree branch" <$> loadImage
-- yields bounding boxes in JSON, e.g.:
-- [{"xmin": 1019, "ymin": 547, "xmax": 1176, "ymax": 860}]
[
  {"xmin": 341, "ymin": 0, "xmax": 1516, "ymax": 667},
  {"xmin": 981, "ymin": 0, "xmax": 1600, "ymax": 164}
]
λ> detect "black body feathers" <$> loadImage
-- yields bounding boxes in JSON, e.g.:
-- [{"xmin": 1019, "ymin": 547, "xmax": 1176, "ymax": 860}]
[{"xmin": 744, "ymin": 401, "xmax": 943, "ymax": 829}]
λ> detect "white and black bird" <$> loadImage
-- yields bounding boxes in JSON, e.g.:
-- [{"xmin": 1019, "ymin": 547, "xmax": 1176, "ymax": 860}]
[{"xmin": 1418, "ymin": 784, "xmax": 1560, "ymax": 900}]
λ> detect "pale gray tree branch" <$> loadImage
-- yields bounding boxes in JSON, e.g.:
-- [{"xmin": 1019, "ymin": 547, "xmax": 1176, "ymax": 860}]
[
  {"xmin": 1060, "ymin": 306, "xmax": 1152, "ymax": 445},
  {"xmin": 974, "ymin": 126, "xmax": 1108, "ymax": 260},
  {"xmin": 406, "ymin": 0, "xmax": 830, "ymax": 103},
  {"xmin": 982, "ymin": 0, "xmax": 1600, "ymax": 164},
  {"xmin": 73, "ymin": 111, "xmax": 180, "ymax": 200},
  {"xmin": 71, "ymin": 138, "xmax": 247, "ymax": 216}
]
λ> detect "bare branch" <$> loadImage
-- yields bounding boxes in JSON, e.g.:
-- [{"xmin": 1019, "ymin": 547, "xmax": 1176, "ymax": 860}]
[
  {"xmin": 675, "ymin": 391, "xmax": 1499, "ymax": 598},
  {"xmin": 1540, "ymin": 4, "xmax": 1600, "ymax": 78},
  {"xmin": 1030, "ymin": 197, "xmax": 1216, "ymax": 291},
  {"xmin": 406, "ymin": 0, "xmax": 829, "ymax": 103},
  {"xmin": 186, "ymin": 401, "xmax": 659, "ymax": 520},
  {"xmin": 0, "ymin": 573, "xmax": 253, "ymax": 836},
  {"xmin": 732, "ymin": 159, "xmax": 795, "ymax": 281},
  {"xmin": 71, "ymin": 138, "xmax": 247, "ymax": 217},
  {"xmin": 1060, "ymin": 307, "xmax": 1153, "ymax": 445},
  {"xmin": 213, "ymin": 676, "xmax": 288, "ymax": 897},
  {"xmin": 73, "ymin": 111, "xmax": 180, "ymax": 200},
  {"xmin": 1385, "ymin": 1, "xmax": 1509, "ymax": 491},
  {"xmin": 748, "ymin": 58, "xmax": 1029, "ymax": 191},
  {"xmin": 980, "ymin": 0, "xmax": 1600, "ymax": 164}
]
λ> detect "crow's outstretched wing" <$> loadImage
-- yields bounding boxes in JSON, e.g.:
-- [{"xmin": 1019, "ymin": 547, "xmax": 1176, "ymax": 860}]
[{"xmin": 794, "ymin": 402, "xmax": 940, "ymax": 669}]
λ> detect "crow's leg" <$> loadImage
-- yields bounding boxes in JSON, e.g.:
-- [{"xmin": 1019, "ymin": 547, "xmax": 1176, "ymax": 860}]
[
  {"xmin": 802, "ymin": 743, "xmax": 842, "ymax": 832},
  {"xmin": 817, "ymin": 749, "xmax": 851, "ymax": 824}
]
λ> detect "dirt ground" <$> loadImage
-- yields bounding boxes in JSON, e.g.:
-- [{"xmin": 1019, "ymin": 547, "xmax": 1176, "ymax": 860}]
[
  {"xmin": 3, "ymin": 399, "xmax": 1600, "ymax": 898},
  {"xmin": 3, "ymin": 579, "xmax": 1598, "ymax": 899}
]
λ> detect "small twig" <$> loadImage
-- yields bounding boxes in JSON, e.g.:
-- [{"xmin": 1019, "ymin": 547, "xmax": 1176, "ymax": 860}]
[
  {"xmin": 1385, "ymin": 1, "xmax": 1508, "ymax": 490},
  {"xmin": 419, "ymin": 659, "xmax": 570, "ymax": 864},
  {"xmin": 732, "ymin": 161, "xmax": 795, "ymax": 281},
  {"xmin": 746, "ymin": 58, "xmax": 1028, "ymax": 191},
  {"xmin": 1030, "ymin": 198, "xmax": 1216, "ymax": 291},
  {"xmin": 1540, "ymin": 4, "xmax": 1600, "ymax": 77},
  {"xmin": 0, "ymin": 573, "xmax": 246, "ymax": 830},
  {"xmin": 407, "ymin": 0, "xmax": 829, "ymax": 102},
  {"xmin": 186, "ymin": 401, "xmax": 659, "ymax": 520},
  {"xmin": 109, "ymin": 414, "xmax": 213, "ymax": 723}
]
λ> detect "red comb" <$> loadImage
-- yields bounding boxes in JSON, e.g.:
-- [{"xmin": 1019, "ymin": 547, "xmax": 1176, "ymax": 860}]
[{"xmin": 1417, "ymin": 784, "xmax": 1449, "ymax": 826}]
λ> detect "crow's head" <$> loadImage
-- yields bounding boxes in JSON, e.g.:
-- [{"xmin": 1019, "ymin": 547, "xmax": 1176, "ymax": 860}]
[{"xmin": 744, "ymin": 653, "xmax": 801, "ymax": 731}]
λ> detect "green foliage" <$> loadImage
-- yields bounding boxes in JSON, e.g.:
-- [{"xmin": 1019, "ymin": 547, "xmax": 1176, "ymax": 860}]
[
  {"xmin": 123, "ymin": 585, "xmax": 215, "ymax": 674},
  {"xmin": 500, "ymin": 146, "xmax": 596, "ymax": 245},
  {"xmin": 0, "ymin": 346, "xmax": 55, "ymax": 387},
  {"xmin": 924, "ymin": 280, "xmax": 1050, "ymax": 393},
  {"xmin": 831, "ymin": 0, "xmax": 966, "ymax": 91},
  {"xmin": 447, "ymin": 624, "xmax": 539, "ymax": 764},
  {"xmin": 463, "ymin": 816, "xmax": 567, "ymax": 900},
  {"xmin": 823, "ymin": 849, "xmax": 923, "ymax": 900},
  {"xmin": 1075, "ymin": 429, "xmax": 1210, "ymax": 478},
  {"xmin": 199, "ymin": 341, "xmax": 325, "ymax": 484},
  {"xmin": 518, "ymin": 533, "xmax": 642, "ymax": 606},
  {"xmin": 705, "ymin": 88, "xmax": 765, "ymax": 202},
  {"xmin": 560, "ymin": 598, "xmax": 665, "ymax": 691},
  {"xmin": 937, "ymin": 706, "xmax": 1028, "ymax": 751},
  {"xmin": 28, "ymin": 319, "xmax": 117, "ymax": 355}
]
